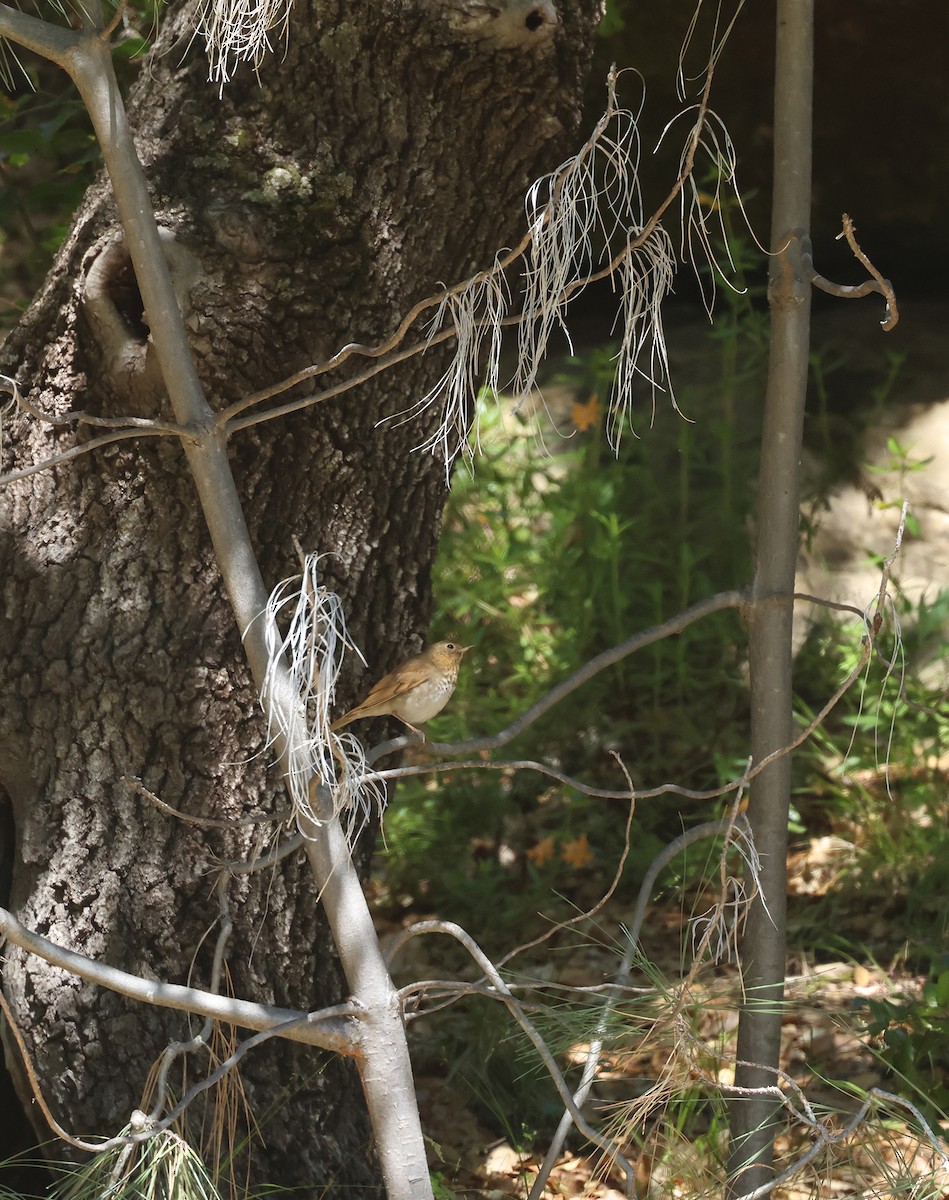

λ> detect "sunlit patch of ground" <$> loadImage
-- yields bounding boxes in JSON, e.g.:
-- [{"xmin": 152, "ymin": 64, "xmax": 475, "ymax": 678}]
[{"xmin": 385, "ymin": 831, "xmax": 949, "ymax": 1199}]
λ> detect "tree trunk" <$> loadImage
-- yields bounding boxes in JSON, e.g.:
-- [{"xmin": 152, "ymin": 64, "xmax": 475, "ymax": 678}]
[
  {"xmin": 727, "ymin": 0, "xmax": 813, "ymax": 1193},
  {"xmin": 0, "ymin": 0, "xmax": 600, "ymax": 1191}
]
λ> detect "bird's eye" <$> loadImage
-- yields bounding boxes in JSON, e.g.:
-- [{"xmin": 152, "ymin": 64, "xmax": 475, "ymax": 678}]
[{"xmin": 445, "ymin": 642, "xmax": 456, "ymax": 650}]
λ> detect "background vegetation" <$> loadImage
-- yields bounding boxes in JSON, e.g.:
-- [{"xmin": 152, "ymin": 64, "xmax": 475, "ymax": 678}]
[
  {"xmin": 3, "ymin": 0, "xmax": 949, "ymax": 1193},
  {"xmin": 371, "ymin": 283, "xmax": 949, "ymax": 1154}
]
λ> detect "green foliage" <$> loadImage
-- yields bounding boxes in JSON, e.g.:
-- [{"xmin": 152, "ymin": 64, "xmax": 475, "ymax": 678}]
[
  {"xmin": 0, "ymin": 81, "xmax": 98, "ymax": 326},
  {"xmin": 862, "ymin": 962, "xmax": 949, "ymax": 1131},
  {"xmin": 429, "ymin": 1170, "xmax": 457, "ymax": 1200},
  {"xmin": 805, "ymin": 338, "xmax": 908, "ymax": 498},
  {"xmin": 376, "ymin": 300, "xmax": 767, "ymax": 941},
  {"xmin": 866, "ymin": 437, "xmax": 934, "ymax": 542},
  {"xmin": 597, "ymin": 0, "xmax": 626, "ymax": 38},
  {"xmin": 1, "ymin": 7, "xmax": 157, "ymax": 332},
  {"xmin": 793, "ymin": 586, "xmax": 949, "ymax": 928}
]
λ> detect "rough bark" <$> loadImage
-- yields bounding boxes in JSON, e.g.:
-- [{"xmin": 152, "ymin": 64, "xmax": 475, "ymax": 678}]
[{"xmin": 0, "ymin": 0, "xmax": 600, "ymax": 1192}]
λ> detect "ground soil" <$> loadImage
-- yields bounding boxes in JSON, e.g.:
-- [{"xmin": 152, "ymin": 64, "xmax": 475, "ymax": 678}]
[{"xmin": 378, "ymin": 827, "xmax": 949, "ymax": 1199}]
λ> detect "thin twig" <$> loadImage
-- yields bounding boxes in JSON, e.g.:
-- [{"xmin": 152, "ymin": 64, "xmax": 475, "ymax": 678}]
[
  {"xmin": 224, "ymin": 831, "xmax": 303, "ymax": 875},
  {"xmin": 0, "ymin": 985, "xmax": 92, "ymax": 1152},
  {"xmin": 2, "ymin": 372, "xmax": 184, "ymax": 434},
  {"xmin": 398, "ymin": 977, "xmax": 650, "ymax": 1015},
  {"xmin": 0, "ymin": 424, "xmax": 174, "ymax": 487},
  {"xmin": 98, "ymin": 0, "xmax": 127, "ymax": 41},
  {"xmin": 423, "ymin": 590, "xmax": 747, "ymax": 758},
  {"xmin": 217, "ymin": 58, "xmax": 722, "ymax": 437},
  {"xmin": 496, "ymin": 756, "xmax": 636, "ymax": 970},
  {"xmin": 146, "ymin": 874, "xmax": 235, "ymax": 1123},
  {"xmin": 387, "ymin": 918, "xmax": 637, "ymax": 1193},
  {"xmin": 838, "ymin": 213, "xmax": 900, "ymax": 331},
  {"xmin": 123, "ymin": 776, "xmax": 290, "ymax": 829},
  {"xmin": 800, "ymin": 215, "xmax": 899, "ymax": 331},
  {"xmin": 529, "ymin": 802, "xmax": 750, "ymax": 1200},
  {"xmin": 398, "ymin": 979, "xmax": 549, "ymax": 1020}
]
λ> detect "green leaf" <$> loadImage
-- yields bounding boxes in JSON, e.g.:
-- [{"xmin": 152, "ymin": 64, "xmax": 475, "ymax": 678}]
[{"xmin": 0, "ymin": 129, "xmax": 44, "ymax": 156}]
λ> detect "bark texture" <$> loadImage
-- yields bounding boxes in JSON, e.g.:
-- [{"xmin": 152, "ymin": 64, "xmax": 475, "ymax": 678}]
[{"xmin": 0, "ymin": 0, "xmax": 600, "ymax": 1192}]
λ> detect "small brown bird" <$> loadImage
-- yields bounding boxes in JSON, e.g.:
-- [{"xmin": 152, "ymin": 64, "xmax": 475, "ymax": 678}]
[{"xmin": 330, "ymin": 641, "xmax": 472, "ymax": 734}]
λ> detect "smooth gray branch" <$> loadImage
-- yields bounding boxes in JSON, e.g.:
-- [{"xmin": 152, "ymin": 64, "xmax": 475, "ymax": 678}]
[
  {"xmin": 0, "ymin": 973, "xmax": 314, "ymax": 1158},
  {"xmin": 0, "ymin": 906, "xmax": 356, "ymax": 1054},
  {"xmin": 0, "ymin": 2, "xmax": 79, "ymax": 62}
]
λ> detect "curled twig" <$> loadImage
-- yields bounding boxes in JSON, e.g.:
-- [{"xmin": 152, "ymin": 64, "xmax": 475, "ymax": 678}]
[
  {"xmin": 496, "ymin": 755, "xmax": 636, "ymax": 971},
  {"xmin": 800, "ymin": 215, "xmax": 898, "ymax": 331}
]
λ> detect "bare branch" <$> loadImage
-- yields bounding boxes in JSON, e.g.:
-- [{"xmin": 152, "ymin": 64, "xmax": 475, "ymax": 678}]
[
  {"xmin": 0, "ymin": 424, "xmax": 174, "ymax": 487},
  {"xmin": 1, "ymin": 372, "xmax": 184, "ymax": 435},
  {"xmin": 145, "ymin": 874, "xmax": 236, "ymax": 1124},
  {"xmin": 0, "ymin": 890, "xmax": 355, "ymax": 1159},
  {"xmin": 496, "ymin": 758, "xmax": 636, "ymax": 970},
  {"xmin": 397, "ymin": 976, "xmax": 652, "ymax": 1012},
  {"xmin": 398, "ymin": 978, "xmax": 548, "ymax": 1021},
  {"xmin": 374, "ymin": 756, "xmax": 648, "ymax": 799},
  {"xmin": 800, "ymin": 215, "xmax": 899, "ymax": 331},
  {"xmin": 217, "ymin": 54, "xmax": 740, "ymax": 448},
  {"xmin": 368, "ymin": 588, "xmax": 869, "ymax": 793},
  {"xmin": 0, "ymin": 972, "xmax": 317, "ymax": 1157},
  {"xmin": 225, "ymin": 830, "xmax": 304, "ymax": 875},
  {"xmin": 427, "ymin": 589, "xmax": 747, "ymax": 756},
  {"xmin": 123, "ymin": 776, "xmax": 290, "ymax": 829},
  {"xmin": 0, "ymin": 1, "xmax": 79, "ymax": 64},
  {"xmin": 529, "ymin": 805, "xmax": 752, "ymax": 1200},
  {"xmin": 0, "ymin": 985, "xmax": 92, "ymax": 1152},
  {"xmin": 216, "ymin": 247, "xmax": 536, "ymax": 430},
  {"xmin": 385, "ymin": 918, "xmax": 637, "ymax": 1191},
  {"xmin": 0, "ymin": 905, "xmax": 356, "ymax": 1054}
]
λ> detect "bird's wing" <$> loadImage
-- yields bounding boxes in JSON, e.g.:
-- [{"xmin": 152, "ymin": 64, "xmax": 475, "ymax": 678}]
[
  {"xmin": 358, "ymin": 658, "xmax": 430, "ymax": 707},
  {"xmin": 331, "ymin": 656, "xmax": 428, "ymax": 728}
]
